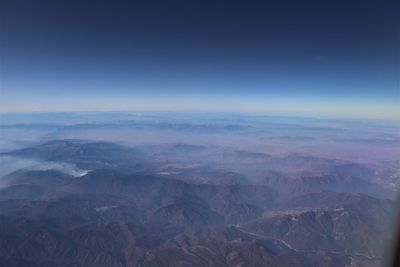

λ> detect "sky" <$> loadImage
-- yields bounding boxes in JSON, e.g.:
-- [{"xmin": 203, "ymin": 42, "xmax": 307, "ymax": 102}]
[{"xmin": 0, "ymin": 0, "xmax": 399, "ymax": 119}]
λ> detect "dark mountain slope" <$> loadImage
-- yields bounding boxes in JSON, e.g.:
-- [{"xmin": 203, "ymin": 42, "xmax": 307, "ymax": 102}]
[{"xmin": 240, "ymin": 200, "xmax": 395, "ymax": 259}]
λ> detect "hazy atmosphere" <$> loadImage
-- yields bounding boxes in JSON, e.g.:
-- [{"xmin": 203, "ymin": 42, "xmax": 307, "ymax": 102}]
[{"xmin": 0, "ymin": 1, "xmax": 399, "ymax": 267}]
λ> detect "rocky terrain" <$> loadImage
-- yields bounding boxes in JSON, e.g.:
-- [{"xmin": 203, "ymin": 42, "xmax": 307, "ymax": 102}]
[{"xmin": 0, "ymin": 139, "xmax": 398, "ymax": 266}]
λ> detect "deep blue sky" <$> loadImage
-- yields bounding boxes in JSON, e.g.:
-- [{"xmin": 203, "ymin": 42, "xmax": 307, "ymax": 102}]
[{"xmin": 0, "ymin": 0, "xmax": 399, "ymax": 118}]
